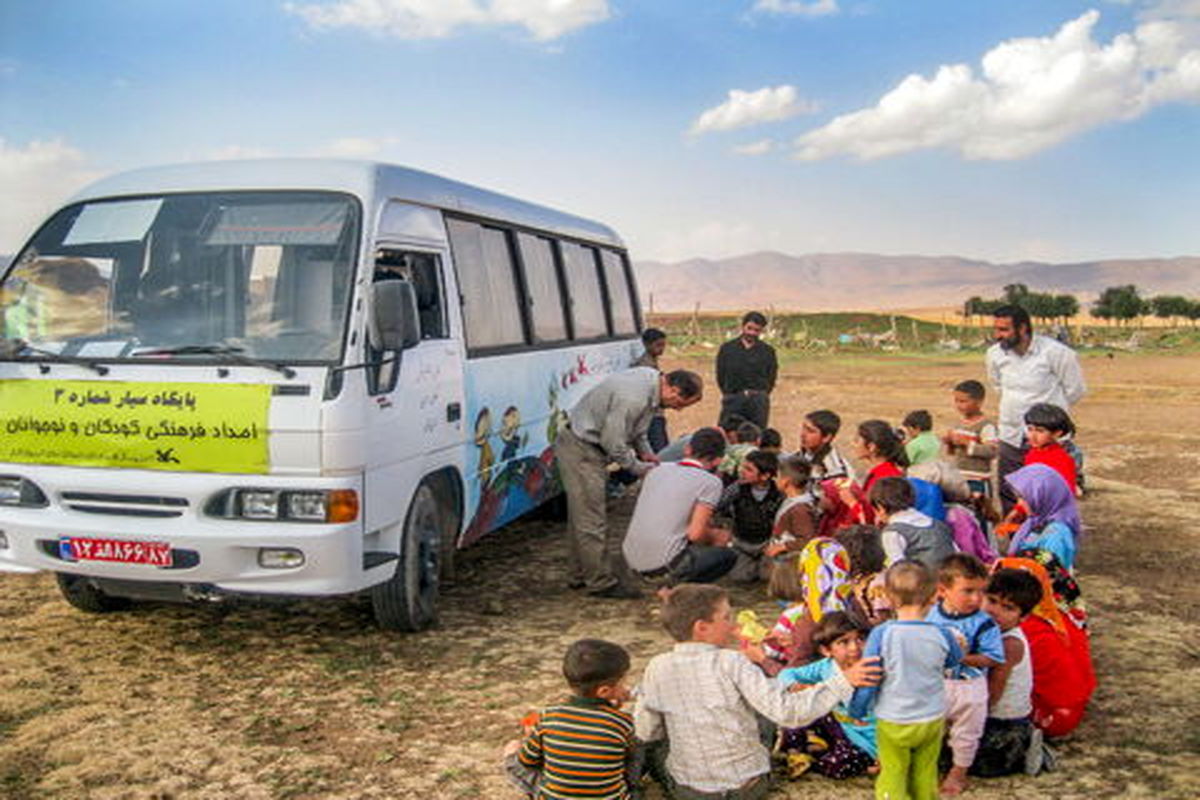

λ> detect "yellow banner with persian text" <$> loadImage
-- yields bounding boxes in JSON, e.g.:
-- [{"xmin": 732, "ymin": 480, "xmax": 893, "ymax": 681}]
[{"xmin": 0, "ymin": 380, "xmax": 271, "ymax": 473}]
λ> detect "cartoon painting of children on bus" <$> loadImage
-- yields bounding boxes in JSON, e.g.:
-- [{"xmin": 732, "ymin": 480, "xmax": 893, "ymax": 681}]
[
  {"xmin": 499, "ymin": 406, "xmax": 527, "ymax": 461},
  {"xmin": 474, "ymin": 407, "xmax": 494, "ymax": 483}
]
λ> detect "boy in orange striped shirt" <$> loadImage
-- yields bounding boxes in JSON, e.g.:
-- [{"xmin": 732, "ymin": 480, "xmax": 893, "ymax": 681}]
[{"xmin": 503, "ymin": 639, "xmax": 637, "ymax": 799}]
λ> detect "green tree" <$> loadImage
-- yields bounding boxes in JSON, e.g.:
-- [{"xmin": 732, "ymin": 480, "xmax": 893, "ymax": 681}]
[
  {"xmin": 1186, "ymin": 298, "xmax": 1200, "ymax": 327},
  {"xmin": 1023, "ymin": 292, "xmax": 1057, "ymax": 323},
  {"xmin": 1150, "ymin": 295, "xmax": 1192, "ymax": 326},
  {"xmin": 1052, "ymin": 294, "xmax": 1079, "ymax": 323},
  {"xmin": 1003, "ymin": 283, "xmax": 1029, "ymax": 306},
  {"xmin": 1093, "ymin": 285, "xmax": 1146, "ymax": 326}
]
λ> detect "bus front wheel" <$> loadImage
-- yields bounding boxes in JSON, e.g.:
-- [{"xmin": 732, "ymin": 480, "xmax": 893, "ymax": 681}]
[
  {"xmin": 371, "ymin": 484, "xmax": 441, "ymax": 631},
  {"xmin": 55, "ymin": 573, "xmax": 132, "ymax": 613}
]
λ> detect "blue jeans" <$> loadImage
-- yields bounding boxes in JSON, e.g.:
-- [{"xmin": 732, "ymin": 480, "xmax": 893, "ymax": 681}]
[{"xmin": 669, "ymin": 544, "xmax": 737, "ymax": 584}]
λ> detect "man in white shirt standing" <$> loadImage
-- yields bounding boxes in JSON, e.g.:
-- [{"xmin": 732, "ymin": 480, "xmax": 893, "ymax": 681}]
[{"xmin": 985, "ymin": 305, "xmax": 1086, "ymax": 512}]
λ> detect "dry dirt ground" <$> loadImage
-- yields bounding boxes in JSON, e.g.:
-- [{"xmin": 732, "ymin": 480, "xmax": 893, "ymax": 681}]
[{"xmin": 2, "ymin": 351, "xmax": 1198, "ymax": 799}]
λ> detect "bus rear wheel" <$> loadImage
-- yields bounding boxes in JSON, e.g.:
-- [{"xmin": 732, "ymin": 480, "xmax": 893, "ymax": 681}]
[
  {"xmin": 371, "ymin": 484, "xmax": 441, "ymax": 631},
  {"xmin": 55, "ymin": 573, "xmax": 132, "ymax": 613}
]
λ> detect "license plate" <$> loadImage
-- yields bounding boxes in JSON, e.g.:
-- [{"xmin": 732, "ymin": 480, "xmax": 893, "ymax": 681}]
[{"xmin": 59, "ymin": 537, "xmax": 173, "ymax": 567}]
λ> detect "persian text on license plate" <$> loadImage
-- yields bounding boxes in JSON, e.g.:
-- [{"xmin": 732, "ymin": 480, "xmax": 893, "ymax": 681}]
[{"xmin": 59, "ymin": 537, "xmax": 173, "ymax": 567}]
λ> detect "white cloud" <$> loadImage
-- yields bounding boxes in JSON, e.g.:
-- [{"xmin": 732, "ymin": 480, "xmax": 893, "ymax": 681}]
[
  {"xmin": 1141, "ymin": 0, "xmax": 1200, "ymax": 20},
  {"xmin": 753, "ymin": 0, "xmax": 839, "ymax": 17},
  {"xmin": 793, "ymin": 9, "xmax": 1200, "ymax": 161},
  {"xmin": 691, "ymin": 85, "xmax": 817, "ymax": 135},
  {"xmin": 490, "ymin": 0, "xmax": 610, "ymax": 40},
  {"xmin": 732, "ymin": 139, "xmax": 775, "ymax": 155},
  {"xmin": 0, "ymin": 138, "xmax": 102, "ymax": 254},
  {"xmin": 284, "ymin": 0, "xmax": 610, "ymax": 41}
]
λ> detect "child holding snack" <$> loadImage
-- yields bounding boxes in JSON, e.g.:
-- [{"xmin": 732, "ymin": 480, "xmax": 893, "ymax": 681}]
[
  {"xmin": 504, "ymin": 639, "xmax": 636, "ymax": 799},
  {"xmin": 765, "ymin": 454, "xmax": 819, "ymax": 558},
  {"xmin": 942, "ymin": 380, "xmax": 999, "ymax": 503},
  {"xmin": 635, "ymin": 584, "xmax": 881, "ymax": 799}
]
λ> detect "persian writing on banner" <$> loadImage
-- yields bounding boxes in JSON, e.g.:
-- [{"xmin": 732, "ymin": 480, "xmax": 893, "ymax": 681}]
[{"xmin": 0, "ymin": 380, "xmax": 272, "ymax": 473}]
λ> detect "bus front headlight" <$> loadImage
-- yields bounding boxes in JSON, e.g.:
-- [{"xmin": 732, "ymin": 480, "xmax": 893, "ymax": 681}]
[
  {"xmin": 206, "ymin": 488, "xmax": 358, "ymax": 523},
  {"xmin": 239, "ymin": 490, "xmax": 280, "ymax": 520},
  {"xmin": 285, "ymin": 491, "xmax": 328, "ymax": 522}
]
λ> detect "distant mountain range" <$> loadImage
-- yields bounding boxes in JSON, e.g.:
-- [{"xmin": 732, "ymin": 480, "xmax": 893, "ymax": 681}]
[
  {"xmin": 4, "ymin": 250, "xmax": 1194, "ymax": 314},
  {"xmin": 634, "ymin": 252, "xmax": 1200, "ymax": 312}
]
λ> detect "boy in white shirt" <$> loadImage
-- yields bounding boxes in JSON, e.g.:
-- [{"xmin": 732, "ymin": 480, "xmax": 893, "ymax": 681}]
[{"xmin": 635, "ymin": 584, "xmax": 881, "ymax": 799}]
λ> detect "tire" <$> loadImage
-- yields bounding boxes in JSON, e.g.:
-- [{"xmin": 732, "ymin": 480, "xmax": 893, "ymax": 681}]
[
  {"xmin": 371, "ymin": 484, "xmax": 442, "ymax": 631},
  {"xmin": 55, "ymin": 573, "xmax": 132, "ymax": 613},
  {"xmin": 430, "ymin": 475, "xmax": 461, "ymax": 584}
]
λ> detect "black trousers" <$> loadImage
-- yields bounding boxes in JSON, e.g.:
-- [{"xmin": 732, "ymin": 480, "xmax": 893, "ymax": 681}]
[{"xmin": 719, "ymin": 392, "xmax": 770, "ymax": 430}]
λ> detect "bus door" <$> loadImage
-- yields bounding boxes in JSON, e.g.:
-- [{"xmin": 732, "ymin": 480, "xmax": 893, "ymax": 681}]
[{"xmin": 363, "ymin": 242, "xmax": 464, "ymax": 524}]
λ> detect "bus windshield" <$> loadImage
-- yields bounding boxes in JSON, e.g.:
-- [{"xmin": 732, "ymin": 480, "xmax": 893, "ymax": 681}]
[{"xmin": 1, "ymin": 191, "xmax": 359, "ymax": 363}]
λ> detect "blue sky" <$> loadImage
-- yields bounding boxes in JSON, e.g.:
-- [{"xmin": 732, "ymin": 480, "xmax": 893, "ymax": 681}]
[{"xmin": 2, "ymin": 1, "xmax": 1198, "ymax": 263}]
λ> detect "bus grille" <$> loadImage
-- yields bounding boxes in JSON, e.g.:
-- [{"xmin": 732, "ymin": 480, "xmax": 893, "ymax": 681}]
[{"xmin": 61, "ymin": 491, "xmax": 189, "ymax": 518}]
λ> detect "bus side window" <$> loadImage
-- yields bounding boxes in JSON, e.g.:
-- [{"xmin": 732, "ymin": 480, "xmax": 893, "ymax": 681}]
[{"xmin": 373, "ymin": 249, "xmax": 446, "ymax": 340}]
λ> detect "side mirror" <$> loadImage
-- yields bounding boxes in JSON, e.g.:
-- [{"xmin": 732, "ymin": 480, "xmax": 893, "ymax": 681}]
[{"xmin": 369, "ymin": 280, "xmax": 420, "ymax": 352}]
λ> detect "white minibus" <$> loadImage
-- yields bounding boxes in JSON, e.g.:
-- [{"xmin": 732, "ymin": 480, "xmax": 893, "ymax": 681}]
[{"xmin": 0, "ymin": 159, "xmax": 643, "ymax": 630}]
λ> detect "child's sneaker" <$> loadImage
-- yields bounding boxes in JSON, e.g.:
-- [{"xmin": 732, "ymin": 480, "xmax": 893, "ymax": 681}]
[
  {"xmin": 1040, "ymin": 743, "xmax": 1058, "ymax": 773},
  {"xmin": 785, "ymin": 751, "xmax": 816, "ymax": 779},
  {"xmin": 1024, "ymin": 727, "xmax": 1045, "ymax": 775}
]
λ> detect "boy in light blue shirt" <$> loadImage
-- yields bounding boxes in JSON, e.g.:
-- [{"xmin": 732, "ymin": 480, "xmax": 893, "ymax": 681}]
[
  {"xmin": 850, "ymin": 561, "xmax": 961, "ymax": 800},
  {"xmin": 925, "ymin": 553, "xmax": 1005, "ymax": 795}
]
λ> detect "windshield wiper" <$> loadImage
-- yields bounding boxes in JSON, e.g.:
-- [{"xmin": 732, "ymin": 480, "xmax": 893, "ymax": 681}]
[
  {"xmin": 0, "ymin": 337, "xmax": 110, "ymax": 375},
  {"xmin": 131, "ymin": 344, "xmax": 297, "ymax": 379}
]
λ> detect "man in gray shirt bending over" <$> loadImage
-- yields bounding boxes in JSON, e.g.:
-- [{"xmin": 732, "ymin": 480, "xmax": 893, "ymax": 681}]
[
  {"xmin": 555, "ymin": 367, "xmax": 703, "ymax": 598},
  {"xmin": 623, "ymin": 427, "xmax": 737, "ymax": 587}
]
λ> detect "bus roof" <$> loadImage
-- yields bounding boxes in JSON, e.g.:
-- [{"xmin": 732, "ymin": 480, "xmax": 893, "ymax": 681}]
[{"xmin": 69, "ymin": 159, "xmax": 625, "ymax": 248}]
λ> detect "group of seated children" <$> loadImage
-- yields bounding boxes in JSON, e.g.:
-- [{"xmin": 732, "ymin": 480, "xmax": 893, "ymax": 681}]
[
  {"xmin": 508, "ymin": 548, "xmax": 1089, "ymax": 800},
  {"xmin": 509, "ymin": 381, "xmax": 1096, "ymax": 799}
]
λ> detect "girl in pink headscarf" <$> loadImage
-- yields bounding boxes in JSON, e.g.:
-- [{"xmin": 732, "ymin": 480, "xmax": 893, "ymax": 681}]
[
  {"xmin": 1004, "ymin": 463, "xmax": 1087, "ymax": 630},
  {"xmin": 1003, "ymin": 464, "xmax": 1081, "ymax": 569}
]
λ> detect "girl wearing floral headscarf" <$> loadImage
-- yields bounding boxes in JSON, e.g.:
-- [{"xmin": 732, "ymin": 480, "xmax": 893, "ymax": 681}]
[{"xmin": 759, "ymin": 538, "xmax": 853, "ymax": 670}]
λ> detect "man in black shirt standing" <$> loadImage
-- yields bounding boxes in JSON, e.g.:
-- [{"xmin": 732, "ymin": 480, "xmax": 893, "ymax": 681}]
[{"xmin": 715, "ymin": 310, "xmax": 778, "ymax": 430}]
